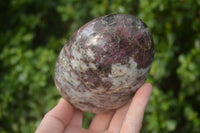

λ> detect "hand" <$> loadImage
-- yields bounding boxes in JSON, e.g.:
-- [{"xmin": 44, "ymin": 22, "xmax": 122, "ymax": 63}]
[{"xmin": 35, "ymin": 83, "xmax": 152, "ymax": 133}]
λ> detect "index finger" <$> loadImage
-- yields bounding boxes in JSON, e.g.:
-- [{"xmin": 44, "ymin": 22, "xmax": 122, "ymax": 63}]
[{"xmin": 120, "ymin": 83, "xmax": 153, "ymax": 133}]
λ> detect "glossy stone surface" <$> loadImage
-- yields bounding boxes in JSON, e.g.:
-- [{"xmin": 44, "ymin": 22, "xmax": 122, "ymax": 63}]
[{"xmin": 54, "ymin": 14, "xmax": 154, "ymax": 113}]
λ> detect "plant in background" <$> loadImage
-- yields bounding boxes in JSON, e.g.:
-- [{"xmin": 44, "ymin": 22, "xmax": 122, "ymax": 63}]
[{"xmin": 0, "ymin": 0, "xmax": 199, "ymax": 133}]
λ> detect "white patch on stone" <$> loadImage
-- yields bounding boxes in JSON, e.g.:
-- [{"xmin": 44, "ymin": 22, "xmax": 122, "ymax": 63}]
[
  {"xmin": 109, "ymin": 57, "xmax": 151, "ymax": 90},
  {"xmin": 85, "ymin": 34, "xmax": 102, "ymax": 46},
  {"xmin": 71, "ymin": 59, "xmax": 88, "ymax": 72},
  {"xmin": 59, "ymin": 47, "xmax": 68, "ymax": 62},
  {"xmin": 71, "ymin": 44, "xmax": 82, "ymax": 60},
  {"xmin": 110, "ymin": 63, "xmax": 128, "ymax": 77},
  {"xmin": 80, "ymin": 22, "xmax": 95, "ymax": 37},
  {"xmin": 69, "ymin": 71, "xmax": 80, "ymax": 86},
  {"xmin": 89, "ymin": 62, "xmax": 97, "ymax": 70},
  {"xmin": 56, "ymin": 48, "xmax": 93, "ymax": 98},
  {"xmin": 86, "ymin": 48, "xmax": 95, "ymax": 60}
]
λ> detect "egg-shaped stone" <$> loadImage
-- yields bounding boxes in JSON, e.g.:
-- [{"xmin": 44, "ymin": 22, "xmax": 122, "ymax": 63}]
[{"xmin": 54, "ymin": 14, "xmax": 154, "ymax": 113}]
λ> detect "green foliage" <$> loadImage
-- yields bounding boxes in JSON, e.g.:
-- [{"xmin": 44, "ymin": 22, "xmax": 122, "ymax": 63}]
[
  {"xmin": 82, "ymin": 112, "xmax": 95, "ymax": 129},
  {"xmin": 0, "ymin": 0, "xmax": 199, "ymax": 133}
]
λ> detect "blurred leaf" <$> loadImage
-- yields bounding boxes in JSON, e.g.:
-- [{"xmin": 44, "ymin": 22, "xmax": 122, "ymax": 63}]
[{"xmin": 165, "ymin": 120, "xmax": 177, "ymax": 131}]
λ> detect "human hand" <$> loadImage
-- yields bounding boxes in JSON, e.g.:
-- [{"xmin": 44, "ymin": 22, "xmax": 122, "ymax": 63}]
[{"xmin": 35, "ymin": 83, "xmax": 152, "ymax": 133}]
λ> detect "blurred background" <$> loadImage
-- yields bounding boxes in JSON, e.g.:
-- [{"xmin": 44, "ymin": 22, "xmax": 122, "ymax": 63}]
[{"xmin": 0, "ymin": 0, "xmax": 200, "ymax": 132}]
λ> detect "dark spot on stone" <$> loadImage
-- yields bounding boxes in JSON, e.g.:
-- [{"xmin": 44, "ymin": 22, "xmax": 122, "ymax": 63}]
[
  {"xmin": 96, "ymin": 64, "xmax": 112, "ymax": 77},
  {"xmin": 137, "ymin": 36, "xmax": 145, "ymax": 47},
  {"xmin": 134, "ymin": 47, "xmax": 154, "ymax": 69},
  {"xmin": 76, "ymin": 84, "xmax": 85, "ymax": 92},
  {"xmin": 83, "ymin": 69, "xmax": 101, "ymax": 89},
  {"xmin": 136, "ymin": 76, "xmax": 144, "ymax": 82},
  {"xmin": 102, "ymin": 15, "xmax": 115, "ymax": 23},
  {"xmin": 131, "ymin": 21, "xmax": 137, "ymax": 27},
  {"xmin": 140, "ymin": 20, "xmax": 148, "ymax": 28},
  {"xmin": 102, "ymin": 81, "xmax": 113, "ymax": 90},
  {"xmin": 91, "ymin": 32, "xmax": 97, "ymax": 36}
]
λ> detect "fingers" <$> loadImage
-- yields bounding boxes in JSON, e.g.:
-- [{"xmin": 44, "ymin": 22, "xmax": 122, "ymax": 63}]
[
  {"xmin": 65, "ymin": 109, "xmax": 84, "ymax": 133},
  {"xmin": 69, "ymin": 109, "xmax": 83, "ymax": 127},
  {"xmin": 35, "ymin": 98, "xmax": 74, "ymax": 133},
  {"xmin": 108, "ymin": 101, "xmax": 131, "ymax": 132},
  {"xmin": 89, "ymin": 111, "xmax": 114, "ymax": 131},
  {"xmin": 120, "ymin": 83, "xmax": 153, "ymax": 133}
]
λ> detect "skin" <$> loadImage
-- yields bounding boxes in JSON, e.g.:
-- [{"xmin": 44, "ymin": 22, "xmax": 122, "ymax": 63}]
[{"xmin": 35, "ymin": 83, "xmax": 152, "ymax": 133}]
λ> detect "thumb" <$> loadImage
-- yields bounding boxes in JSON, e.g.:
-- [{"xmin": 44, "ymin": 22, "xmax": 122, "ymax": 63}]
[{"xmin": 35, "ymin": 98, "xmax": 74, "ymax": 133}]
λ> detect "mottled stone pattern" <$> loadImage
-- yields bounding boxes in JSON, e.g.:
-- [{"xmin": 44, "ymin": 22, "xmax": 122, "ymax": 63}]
[{"xmin": 54, "ymin": 14, "xmax": 154, "ymax": 113}]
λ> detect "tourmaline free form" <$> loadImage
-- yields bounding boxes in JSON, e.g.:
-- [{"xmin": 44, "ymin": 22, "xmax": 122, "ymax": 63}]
[{"xmin": 54, "ymin": 14, "xmax": 154, "ymax": 113}]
